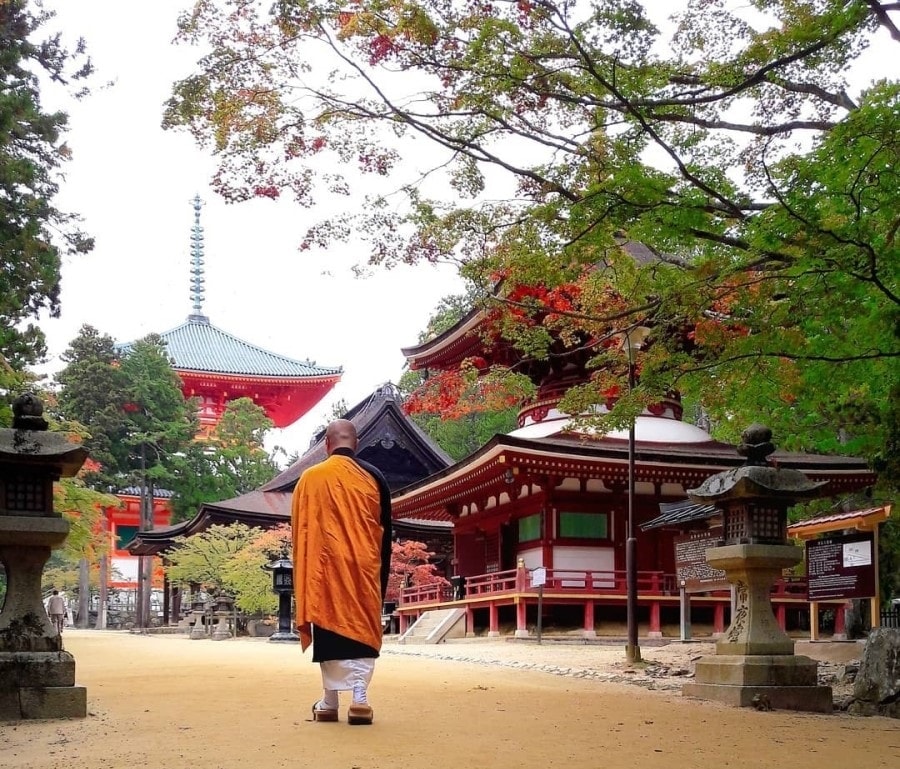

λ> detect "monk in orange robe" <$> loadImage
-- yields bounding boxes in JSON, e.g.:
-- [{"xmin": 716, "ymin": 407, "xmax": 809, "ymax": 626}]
[{"xmin": 291, "ymin": 419, "xmax": 392, "ymax": 725}]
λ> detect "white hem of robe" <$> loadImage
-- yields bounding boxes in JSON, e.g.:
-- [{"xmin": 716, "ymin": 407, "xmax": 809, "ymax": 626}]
[{"xmin": 320, "ymin": 658, "xmax": 375, "ymax": 691}]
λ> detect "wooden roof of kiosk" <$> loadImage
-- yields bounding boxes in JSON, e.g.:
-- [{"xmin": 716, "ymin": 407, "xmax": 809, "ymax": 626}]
[
  {"xmin": 126, "ymin": 383, "xmax": 453, "ymax": 557},
  {"xmin": 118, "ymin": 196, "xmax": 341, "ymax": 433},
  {"xmin": 787, "ymin": 505, "xmax": 892, "ymax": 540}
]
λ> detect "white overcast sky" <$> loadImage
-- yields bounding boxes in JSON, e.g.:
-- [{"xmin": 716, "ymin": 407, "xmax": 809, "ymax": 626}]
[{"xmin": 37, "ymin": 0, "xmax": 464, "ymax": 460}]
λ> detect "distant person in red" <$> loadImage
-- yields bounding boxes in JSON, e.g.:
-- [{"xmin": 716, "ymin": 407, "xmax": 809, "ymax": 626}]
[
  {"xmin": 47, "ymin": 589, "xmax": 66, "ymax": 634},
  {"xmin": 291, "ymin": 419, "xmax": 392, "ymax": 725}
]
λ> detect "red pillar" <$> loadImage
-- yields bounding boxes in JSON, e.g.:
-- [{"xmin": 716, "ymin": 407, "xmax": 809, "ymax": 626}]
[
  {"xmin": 648, "ymin": 601, "xmax": 662, "ymax": 638},
  {"xmin": 516, "ymin": 599, "xmax": 528, "ymax": 637},
  {"xmin": 465, "ymin": 605, "xmax": 475, "ymax": 637},
  {"xmin": 775, "ymin": 603, "xmax": 786, "ymax": 631},
  {"xmin": 399, "ymin": 613, "xmax": 408, "ymax": 635},
  {"xmin": 713, "ymin": 603, "xmax": 726, "ymax": 635},
  {"xmin": 583, "ymin": 601, "xmax": 596, "ymax": 638},
  {"xmin": 833, "ymin": 603, "xmax": 847, "ymax": 639},
  {"xmin": 488, "ymin": 602, "xmax": 500, "ymax": 637}
]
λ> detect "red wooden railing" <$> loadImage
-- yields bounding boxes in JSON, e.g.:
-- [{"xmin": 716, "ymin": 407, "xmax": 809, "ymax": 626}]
[
  {"xmin": 464, "ymin": 568, "xmax": 519, "ymax": 596},
  {"xmin": 397, "ymin": 567, "xmax": 809, "ymax": 607}
]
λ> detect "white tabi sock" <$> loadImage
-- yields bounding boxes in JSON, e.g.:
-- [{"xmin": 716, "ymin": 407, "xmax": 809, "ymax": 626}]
[
  {"xmin": 320, "ymin": 689, "xmax": 339, "ymax": 710},
  {"xmin": 351, "ymin": 682, "xmax": 368, "ymax": 705}
]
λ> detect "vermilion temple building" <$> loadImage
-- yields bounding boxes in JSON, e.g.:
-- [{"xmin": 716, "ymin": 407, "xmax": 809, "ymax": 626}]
[
  {"xmin": 389, "ymin": 248, "xmax": 879, "ymax": 639},
  {"xmin": 106, "ymin": 197, "xmax": 341, "ymax": 588}
]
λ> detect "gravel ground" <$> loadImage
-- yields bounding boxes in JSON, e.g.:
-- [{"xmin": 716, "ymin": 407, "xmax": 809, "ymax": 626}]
[
  {"xmin": 1, "ymin": 631, "xmax": 894, "ymax": 769},
  {"xmin": 382, "ymin": 635, "xmax": 863, "ymax": 701}
]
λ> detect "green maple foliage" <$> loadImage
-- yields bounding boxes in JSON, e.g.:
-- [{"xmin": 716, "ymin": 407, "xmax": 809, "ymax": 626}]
[
  {"xmin": 55, "ymin": 327, "xmax": 198, "ymax": 495},
  {"xmin": 163, "ymin": 522, "xmax": 260, "ymax": 595},
  {"xmin": 163, "ymin": 2, "xmax": 898, "ymax": 486},
  {"xmin": 221, "ymin": 523, "xmax": 292, "ymax": 614}
]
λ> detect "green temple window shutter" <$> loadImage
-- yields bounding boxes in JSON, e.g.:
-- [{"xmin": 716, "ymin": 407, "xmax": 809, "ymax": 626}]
[
  {"xmin": 518, "ymin": 514, "xmax": 541, "ymax": 542},
  {"xmin": 559, "ymin": 512, "xmax": 608, "ymax": 540}
]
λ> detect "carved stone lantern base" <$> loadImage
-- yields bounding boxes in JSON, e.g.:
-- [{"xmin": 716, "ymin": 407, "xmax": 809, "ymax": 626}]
[
  {"xmin": 682, "ymin": 543, "xmax": 832, "ymax": 713},
  {"xmin": 708, "ymin": 543, "xmax": 800, "ymax": 656},
  {"xmin": 0, "ymin": 521, "xmax": 87, "ymax": 719}
]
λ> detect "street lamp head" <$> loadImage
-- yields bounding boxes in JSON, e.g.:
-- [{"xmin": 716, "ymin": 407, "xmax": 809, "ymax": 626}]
[{"xmin": 617, "ymin": 325, "xmax": 652, "ymax": 354}]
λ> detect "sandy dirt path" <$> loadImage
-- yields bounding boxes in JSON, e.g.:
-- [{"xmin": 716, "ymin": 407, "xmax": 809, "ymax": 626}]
[{"xmin": 1, "ymin": 630, "xmax": 898, "ymax": 769}]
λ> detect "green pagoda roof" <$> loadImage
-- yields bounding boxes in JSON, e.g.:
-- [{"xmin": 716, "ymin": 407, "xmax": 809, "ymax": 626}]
[{"xmin": 121, "ymin": 314, "xmax": 341, "ymax": 379}]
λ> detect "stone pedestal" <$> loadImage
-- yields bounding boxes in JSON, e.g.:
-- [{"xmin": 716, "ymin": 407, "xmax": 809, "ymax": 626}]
[
  {"xmin": 683, "ymin": 543, "xmax": 832, "ymax": 712},
  {"xmin": 0, "ymin": 652, "xmax": 87, "ymax": 720},
  {"xmin": 189, "ymin": 610, "xmax": 208, "ymax": 639},
  {"xmin": 708, "ymin": 544, "xmax": 799, "ymax": 656},
  {"xmin": 0, "ymin": 516, "xmax": 88, "ymax": 719},
  {"xmin": 0, "ymin": 520, "xmax": 69, "ymax": 649},
  {"xmin": 211, "ymin": 614, "xmax": 232, "ymax": 641},
  {"xmin": 684, "ymin": 655, "xmax": 832, "ymax": 712}
]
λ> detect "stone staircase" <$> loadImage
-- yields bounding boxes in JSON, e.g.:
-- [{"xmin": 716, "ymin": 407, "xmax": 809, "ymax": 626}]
[{"xmin": 398, "ymin": 608, "xmax": 466, "ymax": 645}]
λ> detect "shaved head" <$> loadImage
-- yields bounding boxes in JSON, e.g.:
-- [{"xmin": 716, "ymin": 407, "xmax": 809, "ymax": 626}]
[{"xmin": 325, "ymin": 419, "xmax": 358, "ymax": 454}]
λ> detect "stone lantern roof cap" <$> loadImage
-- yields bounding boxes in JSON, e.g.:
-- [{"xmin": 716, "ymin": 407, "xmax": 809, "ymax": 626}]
[
  {"xmin": 0, "ymin": 393, "xmax": 89, "ymax": 477},
  {"xmin": 687, "ymin": 424, "xmax": 830, "ymax": 504}
]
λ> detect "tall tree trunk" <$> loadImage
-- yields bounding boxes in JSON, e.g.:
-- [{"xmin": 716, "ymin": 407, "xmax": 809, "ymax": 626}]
[
  {"xmin": 140, "ymin": 478, "xmax": 154, "ymax": 627},
  {"xmin": 135, "ymin": 443, "xmax": 151, "ymax": 630},
  {"xmin": 95, "ymin": 552, "xmax": 108, "ymax": 629},
  {"xmin": 77, "ymin": 557, "xmax": 90, "ymax": 628}
]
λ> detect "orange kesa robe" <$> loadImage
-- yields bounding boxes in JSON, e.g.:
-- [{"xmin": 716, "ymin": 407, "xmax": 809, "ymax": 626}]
[{"xmin": 291, "ymin": 453, "xmax": 387, "ymax": 652}]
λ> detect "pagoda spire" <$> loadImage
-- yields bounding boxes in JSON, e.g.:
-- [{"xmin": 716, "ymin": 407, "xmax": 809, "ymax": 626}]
[{"xmin": 188, "ymin": 194, "xmax": 208, "ymax": 323}]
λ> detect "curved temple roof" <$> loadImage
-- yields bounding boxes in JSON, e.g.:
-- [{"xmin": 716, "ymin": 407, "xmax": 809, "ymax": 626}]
[
  {"xmin": 401, "ymin": 238, "xmax": 662, "ymax": 370},
  {"xmin": 138, "ymin": 314, "xmax": 341, "ymax": 380}
]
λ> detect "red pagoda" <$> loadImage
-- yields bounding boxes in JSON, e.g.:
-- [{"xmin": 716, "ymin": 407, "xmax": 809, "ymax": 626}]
[{"xmin": 119, "ymin": 196, "xmax": 342, "ymax": 436}]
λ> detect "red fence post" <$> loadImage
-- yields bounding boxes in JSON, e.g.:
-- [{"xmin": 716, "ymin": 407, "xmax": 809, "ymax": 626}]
[
  {"xmin": 515, "ymin": 558, "xmax": 527, "ymax": 592},
  {"xmin": 833, "ymin": 602, "xmax": 847, "ymax": 639}
]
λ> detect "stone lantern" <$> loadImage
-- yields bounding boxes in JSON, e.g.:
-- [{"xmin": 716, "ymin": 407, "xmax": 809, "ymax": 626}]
[
  {"xmin": 0, "ymin": 393, "xmax": 89, "ymax": 719},
  {"xmin": 681, "ymin": 424, "xmax": 835, "ymax": 712},
  {"xmin": 263, "ymin": 558, "xmax": 299, "ymax": 643}
]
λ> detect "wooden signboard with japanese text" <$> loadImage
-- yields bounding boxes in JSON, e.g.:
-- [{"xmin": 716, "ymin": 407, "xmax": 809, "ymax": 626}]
[
  {"xmin": 674, "ymin": 527, "xmax": 728, "ymax": 593},
  {"xmin": 806, "ymin": 531, "xmax": 876, "ymax": 601}
]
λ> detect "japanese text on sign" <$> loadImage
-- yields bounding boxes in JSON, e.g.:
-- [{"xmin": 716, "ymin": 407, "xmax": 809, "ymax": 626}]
[{"xmin": 806, "ymin": 532, "xmax": 875, "ymax": 601}]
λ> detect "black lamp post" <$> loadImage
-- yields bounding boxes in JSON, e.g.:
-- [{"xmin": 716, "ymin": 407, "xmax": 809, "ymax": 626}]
[
  {"xmin": 264, "ymin": 558, "xmax": 299, "ymax": 643},
  {"xmin": 622, "ymin": 326, "xmax": 649, "ymax": 664}
]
